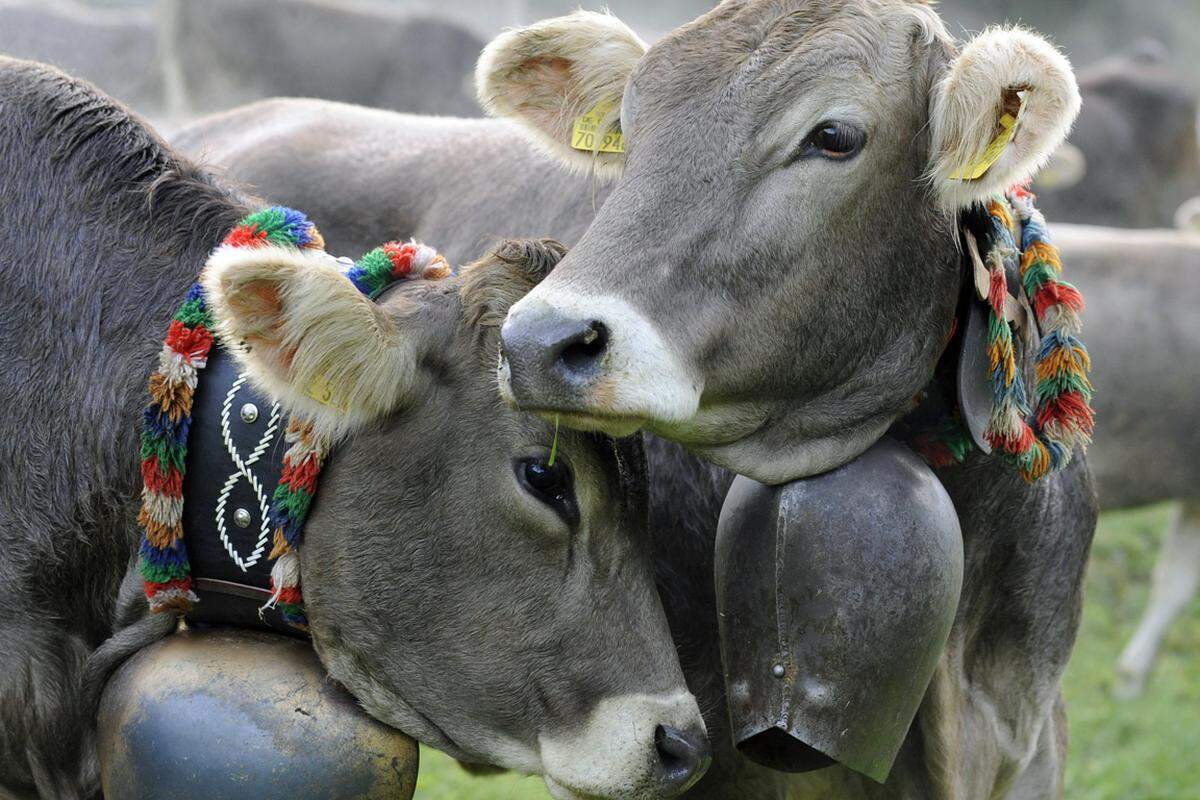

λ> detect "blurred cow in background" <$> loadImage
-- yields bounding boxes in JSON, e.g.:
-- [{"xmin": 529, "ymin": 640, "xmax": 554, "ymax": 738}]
[
  {"xmin": 0, "ymin": 0, "xmax": 483, "ymax": 123},
  {"xmin": 1035, "ymin": 44, "xmax": 1200, "ymax": 229},
  {"xmin": 158, "ymin": 0, "xmax": 482, "ymax": 118},
  {"xmin": 1030, "ymin": 44, "xmax": 1200, "ymax": 699},
  {"xmin": 0, "ymin": 0, "xmax": 162, "ymax": 110}
]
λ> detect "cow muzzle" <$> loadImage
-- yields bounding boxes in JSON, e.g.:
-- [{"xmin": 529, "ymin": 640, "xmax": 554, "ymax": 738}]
[
  {"xmin": 499, "ymin": 289, "xmax": 701, "ymax": 436},
  {"xmin": 540, "ymin": 692, "xmax": 710, "ymax": 800}
]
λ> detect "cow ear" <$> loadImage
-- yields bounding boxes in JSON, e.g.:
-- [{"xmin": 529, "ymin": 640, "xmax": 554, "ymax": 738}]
[
  {"xmin": 475, "ymin": 11, "xmax": 645, "ymax": 179},
  {"xmin": 202, "ymin": 245, "xmax": 421, "ymax": 438},
  {"xmin": 929, "ymin": 27, "xmax": 1081, "ymax": 209}
]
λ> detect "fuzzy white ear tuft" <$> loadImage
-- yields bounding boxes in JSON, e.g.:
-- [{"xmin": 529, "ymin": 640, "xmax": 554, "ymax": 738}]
[
  {"xmin": 929, "ymin": 27, "xmax": 1081, "ymax": 209},
  {"xmin": 202, "ymin": 245, "xmax": 418, "ymax": 438},
  {"xmin": 475, "ymin": 10, "xmax": 645, "ymax": 180}
]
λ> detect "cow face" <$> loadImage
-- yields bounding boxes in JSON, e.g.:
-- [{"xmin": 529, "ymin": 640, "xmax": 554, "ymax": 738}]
[
  {"xmin": 202, "ymin": 241, "xmax": 708, "ymax": 800},
  {"xmin": 479, "ymin": 0, "xmax": 1081, "ymax": 483}
]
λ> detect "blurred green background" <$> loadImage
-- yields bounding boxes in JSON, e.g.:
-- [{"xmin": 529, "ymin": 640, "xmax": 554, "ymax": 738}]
[{"xmin": 411, "ymin": 505, "xmax": 1200, "ymax": 800}]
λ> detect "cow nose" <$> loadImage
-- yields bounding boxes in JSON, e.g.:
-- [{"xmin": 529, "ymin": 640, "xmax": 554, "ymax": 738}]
[
  {"xmin": 501, "ymin": 307, "xmax": 609, "ymax": 404},
  {"xmin": 654, "ymin": 724, "xmax": 711, "ymax": 796}
]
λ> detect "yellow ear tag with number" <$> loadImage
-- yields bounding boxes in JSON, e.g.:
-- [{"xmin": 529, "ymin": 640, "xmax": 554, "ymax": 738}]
[
  {"xmin": 950, "ymin": 93, "xmax": 1025, "ymax": 181},
  {"xmin": 306, "ymin": 374, "xmax": 349, "ymax": 412},
  {"xmin": 571, "ymin": 101, "xmax": 625, "ymax": 154}
]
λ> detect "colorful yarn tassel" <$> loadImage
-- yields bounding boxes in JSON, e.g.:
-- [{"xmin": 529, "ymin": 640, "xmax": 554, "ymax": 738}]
[
  {"xmin": 911, "ymin": 412, "xmax": 976, "ymax": 469},
  {"xmin": 262, "ymin": 420, "xmax": 332, "ymax": 629},
  {"xmin": 907, "ymin": 188, "xmax": 1093, "ymax": 482},
  {"xmin": 345, "ymin": 240, "xmax": 451, "ymax": 297},
  {"xmin": 137, "ymin": 284, "xmax": 212, "ymax": 612},
  {"xmin": 980, "ymin": 187, "xmax": 1094, "ymax": 482},
  {"xmin": 260, "ymin": 238, "xmax": 450, "ymax": 629}
]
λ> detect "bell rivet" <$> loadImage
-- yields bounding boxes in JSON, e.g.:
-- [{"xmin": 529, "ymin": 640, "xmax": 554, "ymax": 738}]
[
  {"xmin": 234, "ymin": 508, "xmax": 252, "ymax": 528},
  {"xmin": 771, "ymin": 664, "xmax": 785, "ymax": 679},
  {"xmin": 240, "ymin": 403, "xmax": 259, "ymax": 424}
]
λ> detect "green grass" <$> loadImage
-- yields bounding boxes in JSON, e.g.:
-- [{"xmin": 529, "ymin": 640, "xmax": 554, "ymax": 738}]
[
  {"xmin": 412, "ymin": 506, "xmax": 1200, "ymax": 799},
  {"xmin": 416, "ymin": 750, "xmax": 552, "ymax": 800},
  {"xmin": 1064, "ymin": 504, "xmax": 1200, "ymax": 800}
]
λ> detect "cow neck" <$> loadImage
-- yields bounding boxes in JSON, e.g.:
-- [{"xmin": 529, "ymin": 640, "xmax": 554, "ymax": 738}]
[{"xmin": 135, "ymin": 206, "xmax": 450, "ymax": 636}]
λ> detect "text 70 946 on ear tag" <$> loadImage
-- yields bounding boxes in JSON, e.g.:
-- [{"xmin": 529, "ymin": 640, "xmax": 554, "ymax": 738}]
[{"xmin": 571, "ymin": 102, "xmax": 625, "ymax": 154}]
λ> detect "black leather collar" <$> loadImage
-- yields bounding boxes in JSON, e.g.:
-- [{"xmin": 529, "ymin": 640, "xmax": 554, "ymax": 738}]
[{"xmin": 182, "ymin": 342, "xmax": 306, "ymax": 637}]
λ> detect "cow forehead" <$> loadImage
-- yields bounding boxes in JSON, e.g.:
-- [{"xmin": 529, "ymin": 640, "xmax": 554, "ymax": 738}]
[{"xmin": 633, "ymin": 0, "xmax": 948, "ymax": 104}]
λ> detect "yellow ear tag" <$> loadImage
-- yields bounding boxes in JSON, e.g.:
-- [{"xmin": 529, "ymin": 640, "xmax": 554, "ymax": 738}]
[
  {"xmin": 306, "ymin": 374, "xmax": 349, "ymax": 412},
  {"xmin": 950, "ymin": 95, "xmax": 1025, "ymax": 181},
  {"xmin": 571, "ymin": 101, "xmax": 625, "ymax": 154}
]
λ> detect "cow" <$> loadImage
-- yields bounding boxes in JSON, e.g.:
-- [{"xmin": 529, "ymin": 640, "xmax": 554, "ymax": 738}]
[
  {"xmin": 157, "ymin": 0, "xmax": 483, "ymax": 118},
  {"xmin": 1053, "ymin": 225, "xmax": 1200, "ymax": 699},
  {"xmin": 173, "ymin": 3, "xmax": 1102, "ymax": 797},
  {"xmin": 1033, "ymin": 46, "xmax": 1200, "ymax": 228},
  {"xmin": 0, "ymin": 57, "xmax": 713, "ymax": 800},
  {"xmin": 0, "ymin": 0, "xmax": 162, "ymax": 111},
  {"xmin": 0, "ymin": 0, "xmax": 484, "ymax": 122}
]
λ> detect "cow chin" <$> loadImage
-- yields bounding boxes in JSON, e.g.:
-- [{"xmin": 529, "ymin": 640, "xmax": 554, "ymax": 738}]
[
  {"xmin": 315, "ymin": 643, "xmax": 709, "ymax": 798},
  {"xmin": 686, "ymin": 410, "xmax": 899, "ymax": 485},
  {"xmin": 538, "ymin": 692, "xmax": 710, "ymax": 800},
  {"xmin": 314, "ymin": 640, "xmax": 543, "ymax": 771}
]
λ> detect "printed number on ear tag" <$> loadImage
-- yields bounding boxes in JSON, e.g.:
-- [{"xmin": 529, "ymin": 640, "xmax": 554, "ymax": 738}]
[
  {"xmin": 571, "ymin": 102, "xmax": 625, "ymax": 154},
  {"xmin": 306, "ymin": 375, "xmax": 349, "ymax": 413}
]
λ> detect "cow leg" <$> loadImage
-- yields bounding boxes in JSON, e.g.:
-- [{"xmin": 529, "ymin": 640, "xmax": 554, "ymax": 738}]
[
  {"xmin": 1116, "ymin": 501, "xmax": 1200, "ymax": 699},
  {"xmin": 1002, "ymin": 693, "xmax": 1068, "ymax": 800},
  {"xmin": 0, "ymin": 621, "xmax": 96, "ymax": 800}
]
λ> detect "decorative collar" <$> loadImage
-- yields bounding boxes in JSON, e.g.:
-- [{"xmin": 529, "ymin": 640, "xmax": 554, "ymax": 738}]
[{"xmin": 137, "ymin": 207, "xmax": 449, "ymax": 630}]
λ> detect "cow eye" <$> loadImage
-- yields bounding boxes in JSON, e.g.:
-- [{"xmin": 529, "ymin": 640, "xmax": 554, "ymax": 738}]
[
  {"xmin": 799, "ymin": 121, "xmax": 865, "ymax": 161},
  {"xmin": 516, "ymin": 457, "xmax": 579, "ymax": 526}
]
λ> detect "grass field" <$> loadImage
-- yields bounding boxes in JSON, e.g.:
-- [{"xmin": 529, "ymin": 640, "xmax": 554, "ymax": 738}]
[{"xmin": 413, "ymin": 504, "xmax": 1200, "ymax": 800}]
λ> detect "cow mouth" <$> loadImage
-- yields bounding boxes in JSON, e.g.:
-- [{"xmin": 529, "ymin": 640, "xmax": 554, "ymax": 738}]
[
  {"xmin": 529, "ymin": 408, "xmax": 649, "ymax": 438},
  {"xmin": 543, "ymin": 777, "xmax": 607, "ymax": 800}
]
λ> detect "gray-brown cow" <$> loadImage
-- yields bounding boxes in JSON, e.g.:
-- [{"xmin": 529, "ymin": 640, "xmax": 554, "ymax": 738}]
[{"xmin": 0, "ymin": 57, "xmax": 709, "ymax": 800}]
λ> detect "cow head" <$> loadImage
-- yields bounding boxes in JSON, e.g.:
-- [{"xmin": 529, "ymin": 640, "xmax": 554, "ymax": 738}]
[
  {"xmin": 202, "ymin": 240, "xmax": 709, "ymax": 800},
  {"xmin": 479, "ymin": 1, "xmax": 1080, "ymax": 483}
]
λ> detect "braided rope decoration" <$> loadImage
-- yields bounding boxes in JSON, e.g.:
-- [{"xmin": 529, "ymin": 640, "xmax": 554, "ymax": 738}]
[
  {"xmin": 910, "ymin": 187, "xmax": 1094, "ymax": 482},
  {"xmin": 138, "ymin": 206, "xmax": 451, "ymax": 629},
  {"xmin": 983, "ymin": 187, "xmax": 1094, "ymax": 481},
  {"xmin": 261, "ymin": 240, "xmax": 449, "ymax": 630},
  {"xmin": 137, "ymin": 284, "xmax": 215, "ymax": 612}
]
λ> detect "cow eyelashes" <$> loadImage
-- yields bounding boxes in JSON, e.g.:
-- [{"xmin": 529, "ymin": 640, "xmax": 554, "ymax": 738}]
[
  {"xmin": 516, "ymin": 456, "xmax": 580, "ymax": 527},
  {"xmin": 796, "ymin": 121, "xmax": 866, "ymax": 161}
]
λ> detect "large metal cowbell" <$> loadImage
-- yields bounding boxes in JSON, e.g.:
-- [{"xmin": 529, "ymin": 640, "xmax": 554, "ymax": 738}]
[{"xmin": 715, "ymin": 438, "xmax": 963, "ymax": 783}]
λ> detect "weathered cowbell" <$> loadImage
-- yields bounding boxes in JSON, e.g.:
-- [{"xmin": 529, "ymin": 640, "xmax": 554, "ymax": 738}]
[
  {"xmin": 715, "ymin": 437, "xmax": 963, "ymax": 784},
  {"xmin": 97, "ymin": 627, "xmax": 419, "ymax": 799}
]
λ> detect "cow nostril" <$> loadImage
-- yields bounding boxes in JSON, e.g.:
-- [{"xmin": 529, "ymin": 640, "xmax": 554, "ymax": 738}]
[
  {"xmin": 557, "ymin": 320, "xmax": 608, "ymax": 376},
  {"xmin": 654, "ymin": 724, "xmax": 711, "ymax": 797}
]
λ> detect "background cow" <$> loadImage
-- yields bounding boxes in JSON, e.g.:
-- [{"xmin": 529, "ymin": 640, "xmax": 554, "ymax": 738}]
[
  {"xmin": 0, "ymin": 57, "xmax": 709, "ymax": 800},
  {"xmin": 0, "ymin": 0, "xmax": 484, "ymax": 122},
  {"xmin": 157, "ymin": 0, "xmax": 483, "ymax": 118},
  {"xmin": 1034, "ymin": 46, "xmax": 1200, "ymax": 228}
]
